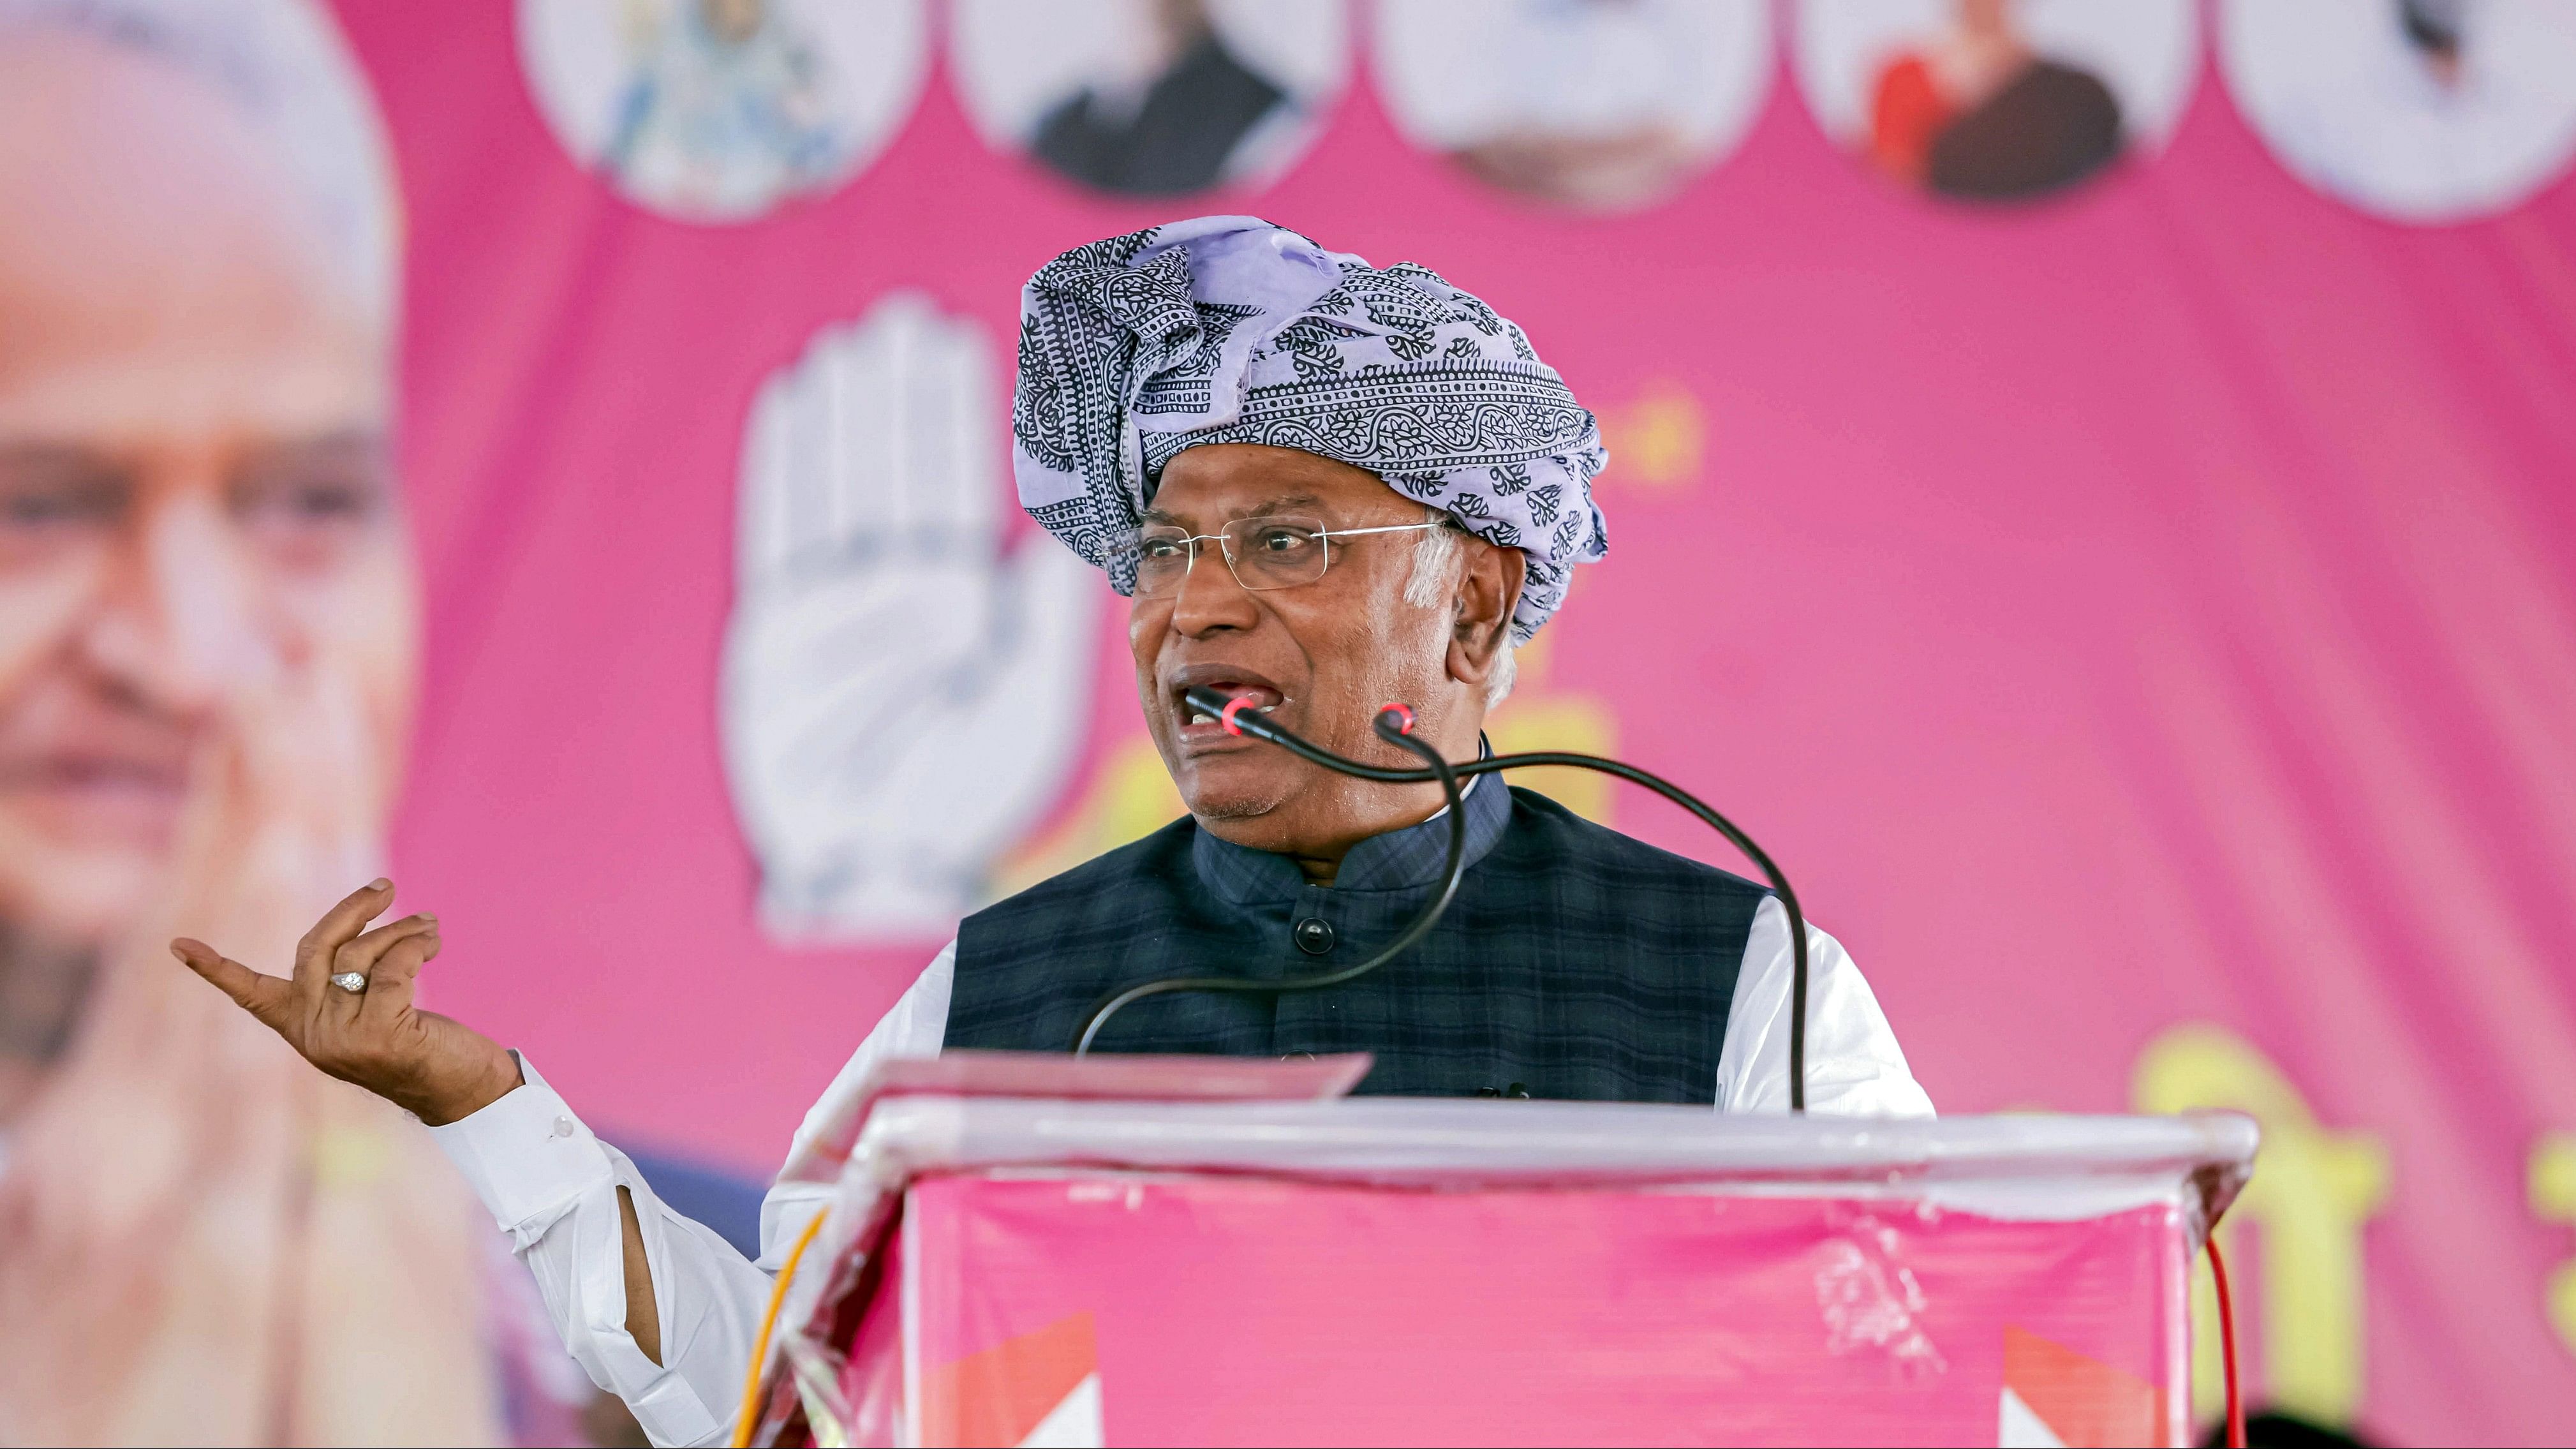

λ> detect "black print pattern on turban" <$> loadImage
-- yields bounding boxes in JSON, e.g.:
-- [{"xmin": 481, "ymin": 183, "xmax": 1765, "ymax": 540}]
[{"xmin": 1012, "ymin": 216, "xmax": 1609, "ymax": 642}]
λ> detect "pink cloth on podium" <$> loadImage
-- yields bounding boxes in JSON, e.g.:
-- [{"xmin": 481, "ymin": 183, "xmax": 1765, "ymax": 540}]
[{"xmin": 753, "ymin": 1057, "xmax": 2252, "ymax": 1449}]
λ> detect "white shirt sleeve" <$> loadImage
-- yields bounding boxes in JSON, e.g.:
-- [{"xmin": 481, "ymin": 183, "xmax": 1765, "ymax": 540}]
[
  {"xmin": 1715, "ymin": 896, "xmax": 1934, "ymax": 1118},
  {"xmin": 429, "ymin": 941, "xmax": 956, "ymax": 1449}
]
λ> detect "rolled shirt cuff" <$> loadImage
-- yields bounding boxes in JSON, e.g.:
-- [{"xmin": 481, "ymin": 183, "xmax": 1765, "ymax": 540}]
[{"xmin": 429, "ymin": 1051, "xmax": 617, "ymax": 1244}]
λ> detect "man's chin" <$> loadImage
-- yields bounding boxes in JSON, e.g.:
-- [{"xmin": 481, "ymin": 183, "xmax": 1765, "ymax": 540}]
[
  {"xmin": 1187, "ymin": 794, "xmax": 1278, "ymax": 824},
  {"xmin": 1174, "ymin": 761, "xmax": 1291, "ymax": 824}
]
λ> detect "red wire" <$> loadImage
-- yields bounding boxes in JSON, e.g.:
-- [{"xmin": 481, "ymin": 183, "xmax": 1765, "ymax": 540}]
[{"xmin": 2208, "ymin": 1235, "xmax": 2246, "ymax": 1449}]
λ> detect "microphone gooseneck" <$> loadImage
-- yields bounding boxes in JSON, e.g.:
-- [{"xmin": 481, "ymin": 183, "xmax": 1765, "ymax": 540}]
[{"xmin": 1079, "ymin": 688, "xmax": 1812, "ymax": 1113}]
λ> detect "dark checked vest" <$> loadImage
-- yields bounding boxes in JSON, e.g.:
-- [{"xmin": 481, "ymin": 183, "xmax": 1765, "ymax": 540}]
[{"xmin": 947, "ymin": 779, "xmax": 1768, "ymax": 1102}]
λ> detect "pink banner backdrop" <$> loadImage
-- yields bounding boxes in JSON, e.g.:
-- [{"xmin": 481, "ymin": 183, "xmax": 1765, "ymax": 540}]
[{"xmin": 311, "ymin": 3, "xmax": 2576, "ymax": 1441}]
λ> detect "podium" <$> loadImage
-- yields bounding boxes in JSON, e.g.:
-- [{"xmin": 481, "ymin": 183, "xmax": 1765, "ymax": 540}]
[{"xmin": 747, "ymin": 1055, "xmax": 2254, "ymax": 1448}]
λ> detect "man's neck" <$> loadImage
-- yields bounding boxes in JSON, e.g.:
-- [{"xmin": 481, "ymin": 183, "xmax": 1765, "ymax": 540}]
[
  {"xmin": 1278, "ymin": 772, "xmax": 1481, "ymax": 887},
  {"xmin": 1195, "ymin": 719, "xmax": 1488, "ymax": 886}
]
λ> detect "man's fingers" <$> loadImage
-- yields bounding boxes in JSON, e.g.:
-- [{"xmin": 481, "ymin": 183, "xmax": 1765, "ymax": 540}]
[
  {"xmin": 170, "ymin": 939, "xmax": 294, "ymax": 1030},
  {"xmin": 355, "ymin": 930, "xmax": 439, "ymax": 1025},
  {"xmin": 329, "ymin": 912, "xmax": 438, "ymax": 989},
  {"xmin": 293, "ymin": 878, "xmax": 395, "ymax": 988}
]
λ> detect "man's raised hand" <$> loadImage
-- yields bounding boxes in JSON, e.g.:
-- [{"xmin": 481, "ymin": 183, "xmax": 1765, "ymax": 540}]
[{"xmin": 170, "ymin": 879, "xmax": 521, "ymax": 1126}]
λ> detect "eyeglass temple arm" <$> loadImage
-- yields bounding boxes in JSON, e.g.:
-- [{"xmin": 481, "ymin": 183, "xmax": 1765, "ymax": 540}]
[{"xmin": 1319, "ymin": 521, "xmax": 1447, "ymax": 539}]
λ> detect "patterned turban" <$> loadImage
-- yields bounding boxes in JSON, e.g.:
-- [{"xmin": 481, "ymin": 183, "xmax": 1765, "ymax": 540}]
[{"xmin": 1012, "ymin": 216, "xmax": 1608, "ymax": 642}]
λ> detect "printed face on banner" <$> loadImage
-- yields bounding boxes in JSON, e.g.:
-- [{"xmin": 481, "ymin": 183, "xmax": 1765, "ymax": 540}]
[
  {"xmin": 951, "ymin": 0, "xmax": 1349, "ymax": 198},
  {"xmin": 1796, "ymin": 0, "xmax": 2199, "ymax": 204},
  {"xmin": 0, "ymin": 7, "xmax": 536, "ymax": 1445},
  {"xmin": 516, "ymin": 0, "xmax": 930, "ymax": 222},
  {"xmin": 1374, "ymin": 0, "xmax": 1773, "ymax": 213},
  {"xmin": 721, "ymin": 295, "xmax": 1097, "ymax": 942},
  {"xmin": 2219, "ymin": 0, "xmax": 2576, "ymax": 224},
  {"xmin": 0, "ymin": 8, "xmax": 415, "ymax": 1097}
]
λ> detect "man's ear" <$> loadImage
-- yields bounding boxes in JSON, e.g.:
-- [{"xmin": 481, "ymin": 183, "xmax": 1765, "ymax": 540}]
[{"xmin": 1447, "ymin": 539, "xmax": 1523, "ymax": 692}]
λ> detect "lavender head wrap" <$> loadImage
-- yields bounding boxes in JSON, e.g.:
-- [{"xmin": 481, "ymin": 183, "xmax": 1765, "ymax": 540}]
[{"xmin": 1011, "ymin": 216, "xmax": 1608, "ymax": 642}]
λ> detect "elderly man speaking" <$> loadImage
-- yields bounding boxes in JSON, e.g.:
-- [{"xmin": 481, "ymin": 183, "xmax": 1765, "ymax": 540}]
[{"xmin": 174, "ymin": 218, "xmax": 1931, "ymax": 1445}]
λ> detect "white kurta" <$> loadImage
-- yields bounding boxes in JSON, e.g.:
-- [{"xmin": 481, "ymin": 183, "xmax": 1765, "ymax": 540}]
[{"xmin": 431, "ymin": 899, "xmax": 1933, "ymax": 1447}]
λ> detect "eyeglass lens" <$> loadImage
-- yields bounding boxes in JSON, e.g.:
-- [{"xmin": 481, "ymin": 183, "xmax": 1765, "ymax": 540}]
[{"xmin": 1127, "ymin": 516, "xmax": 1331, "ymax": 597}]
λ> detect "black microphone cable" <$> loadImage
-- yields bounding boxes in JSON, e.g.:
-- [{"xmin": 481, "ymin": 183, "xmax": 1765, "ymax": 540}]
[{"xmin": 1076, "ymin": 687, "xmax": 1812, "ymax": 1113}]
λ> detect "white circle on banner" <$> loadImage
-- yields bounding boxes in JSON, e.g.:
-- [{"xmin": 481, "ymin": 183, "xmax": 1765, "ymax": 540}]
[
  {"xmin": 949, "ymin": 0, "xmax": 1349, "ymax": 198},
  {"xmin": 2219, "ymin": 0, "xmax": 2576, "ymax": 225},
  {"xmin": 515, "ymin": 0, "xmax": 927, "ymax": 223},
  {"xmin": 1795, "ymin": 0, "xmax": 2197, "ymax": 204},
  {"xmin": 1373, "ymin": 0, "xmax": 1771, "ymax": 213}
]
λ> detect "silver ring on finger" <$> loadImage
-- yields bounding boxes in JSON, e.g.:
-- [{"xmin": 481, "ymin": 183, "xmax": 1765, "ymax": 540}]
[{"xmin": 330, "ymin": 971, "xmax": 368, "ymax": 993}]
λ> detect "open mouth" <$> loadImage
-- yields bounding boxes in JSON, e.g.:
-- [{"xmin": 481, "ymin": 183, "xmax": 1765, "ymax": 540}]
[
  {"xmin": 1182, "ymin": 690, "xmax": 1281, "ymax": 729},
  {"xmin": 1166, "ymin": 668, "xmax": 1289, "ymax": 746}
]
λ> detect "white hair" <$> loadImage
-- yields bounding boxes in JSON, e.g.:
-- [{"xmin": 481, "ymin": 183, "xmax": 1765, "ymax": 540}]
[
  {"xmin": 0, "ymin": 0, "xmax": 401, "ymax": 328},
  {"xmin": 1404, "ymin": 509, "xmax": 1518, "ymax": 708}
]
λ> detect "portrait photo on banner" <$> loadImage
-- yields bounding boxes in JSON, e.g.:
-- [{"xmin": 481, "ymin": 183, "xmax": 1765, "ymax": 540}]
[
  {"xmin": 2218, "ymin": 0, "xmax": 2576, "ymax": 223},
  {"xmin": 1796, "ymin": 0, "xmax": 2199, "ymax": 204},
  {"xmin": 1373, "ymin": 0, "xmax": 1773, "ymax": 213},
  {"xmin": 517, "ymin": 0, "xmax": 929, "ymax": 222},
  {"xmin": 949, "ymin": 0, "xmax": 1349, "ymax": 199},
  {"xmin": 0, "ymin": 0, "xmax": 593, "ymax": 1443}
]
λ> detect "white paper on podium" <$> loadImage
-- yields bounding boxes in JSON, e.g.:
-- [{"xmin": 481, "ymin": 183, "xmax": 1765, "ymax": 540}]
[{"xmin": 837, "ymin": 1096, "xmax": 2256, "ymax": 1224}]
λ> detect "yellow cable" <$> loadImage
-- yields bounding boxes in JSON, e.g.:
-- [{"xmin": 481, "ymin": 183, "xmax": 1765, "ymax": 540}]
[{"xmin": 732, "ymin": 1208, "xmax": 829, "ymax": 1448}]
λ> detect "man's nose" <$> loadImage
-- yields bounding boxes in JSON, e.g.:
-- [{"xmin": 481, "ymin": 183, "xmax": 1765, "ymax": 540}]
[
  {"xmin": 77, "ymin": 492, "xmax": 276, "ymax": 712},
  {"xmin": 1167, "ymin": 539, "xmax": 1261, "ymax": 636}
]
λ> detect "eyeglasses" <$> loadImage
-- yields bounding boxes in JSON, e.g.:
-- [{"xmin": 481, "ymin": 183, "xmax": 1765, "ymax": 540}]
[{"xmin": 1111, "ymin": 515, "xmax": 1446, "ymax": 598}]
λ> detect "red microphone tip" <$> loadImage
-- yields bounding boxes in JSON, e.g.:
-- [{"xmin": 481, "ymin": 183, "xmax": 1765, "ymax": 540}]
[
  {"xmin": 1218, "ymin": 695, "xmax": 1254, "ymax": 736},
  {"xmin": 1379, "ymin": 702, "xmax": 1417, "ymax": 735}
]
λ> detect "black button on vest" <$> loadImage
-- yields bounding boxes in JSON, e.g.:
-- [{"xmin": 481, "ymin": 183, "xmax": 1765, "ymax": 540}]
[{"xmin": 1292, "ymin": 916, "xmax": 1335, "ymax": 955}]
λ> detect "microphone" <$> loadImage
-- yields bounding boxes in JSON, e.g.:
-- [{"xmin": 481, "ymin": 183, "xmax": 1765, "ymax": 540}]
[
  {"xmin": 1076, "ymin": 691, "xmax": 1814, "ymax": 1113},
  {"xmin": 1185, "ymin": 687, "xmax": 1426, "ymax": 779}
]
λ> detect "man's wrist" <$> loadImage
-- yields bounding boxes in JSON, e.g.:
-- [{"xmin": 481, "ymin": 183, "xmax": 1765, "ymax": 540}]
[{"xmin": 409, "ymin": 1044, "xmax": 525, "ymax": 1126}]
